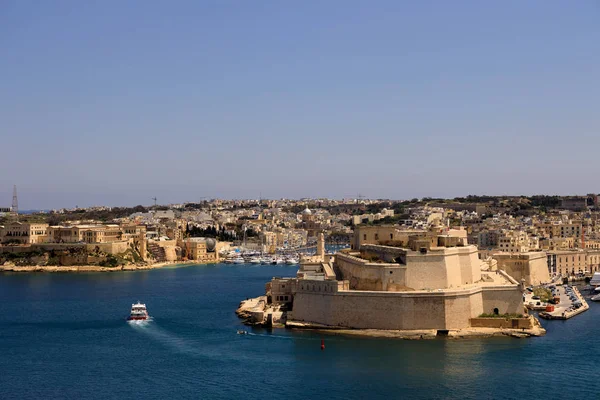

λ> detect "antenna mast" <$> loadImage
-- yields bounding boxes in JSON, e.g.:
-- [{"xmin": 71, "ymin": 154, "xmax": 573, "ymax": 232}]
[{"xmin": 11, "ymin": 185, "xmax": 18, "ymax": 220}]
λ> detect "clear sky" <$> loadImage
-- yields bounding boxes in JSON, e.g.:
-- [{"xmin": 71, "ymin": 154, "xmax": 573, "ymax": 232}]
[{"xmin": 1, "ymin": 1, "xmax": 599, "ymax": 209}]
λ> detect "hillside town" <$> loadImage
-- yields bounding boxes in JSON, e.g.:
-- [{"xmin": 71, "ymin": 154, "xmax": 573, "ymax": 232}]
[{"xmin": 1, "ymin": 193, "xmax": 600, "ymax": 278}]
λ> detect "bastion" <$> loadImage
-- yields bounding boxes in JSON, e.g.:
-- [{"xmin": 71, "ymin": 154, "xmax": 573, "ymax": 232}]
[{"xmin": 237, "ymin": 230, "xmax": 545, "ymax": 338}]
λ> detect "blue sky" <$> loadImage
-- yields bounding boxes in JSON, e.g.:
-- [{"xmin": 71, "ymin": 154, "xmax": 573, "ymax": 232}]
[{"xmin": 1, "ymin": 1, "xmax": 599, "ymax": 209}]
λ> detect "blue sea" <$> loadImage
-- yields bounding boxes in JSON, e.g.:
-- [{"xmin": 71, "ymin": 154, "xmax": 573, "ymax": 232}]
[{"xmin": 0, "ymin": 263, "xmax": 598, "ymax": 400}]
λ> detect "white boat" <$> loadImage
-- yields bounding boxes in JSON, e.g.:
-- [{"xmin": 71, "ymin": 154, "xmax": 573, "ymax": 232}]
[
  {"xmin": 591, "ymin": 293, "xmax": 600, "ymax": 302},
  {"xmin": 232, "ymin": 257, "xmax": 245, "ymax": 264},
  {"xmin": 274, "ymin": 258, "xmax": 284, "ymax": 264},
  {"xmin": 590, "ymin": 272, "xmax": 600, "ymax": 286},
  {"xmin": 285, "ymin": 258, "xmax": 299, "ymax": 265},
  {"xmin": 127, "ymin": 302, "xmax": 149, "ymax": 321},
  {"xmin": 249, "ymin": 257, "xmax": 261, "ymax": 264}
]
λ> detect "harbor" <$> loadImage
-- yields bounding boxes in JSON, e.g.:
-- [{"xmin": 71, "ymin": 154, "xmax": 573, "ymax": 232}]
[
  {"xmin": 3, "ymin": 261, "xmax": 600, "ymax": 399},
  {"xmin": 537, "ymin": 285, "xmax": 589, "ymax": 320}
]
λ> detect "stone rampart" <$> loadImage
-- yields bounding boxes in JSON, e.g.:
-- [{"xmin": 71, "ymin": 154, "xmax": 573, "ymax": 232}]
[
  {"xmin": 335, "ymin": 252, "xmax": 407, "ymax": 291},
  {"xmin": 291, "ymin": 283, "xmax": 523, "ymax": 331},
  {"xmin": 470, "ymin": 317, "xmax": 532, "ymax": 329},
  {"xmin": 86, "ymin": 241, "xmax": 130, "ymax": 255},
  {"xmin": 481, "ymin": 285, "xmax": 524, "ymax": 316}
]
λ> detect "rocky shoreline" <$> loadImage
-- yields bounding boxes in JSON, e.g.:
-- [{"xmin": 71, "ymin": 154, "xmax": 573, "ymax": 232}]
[
  {"xmin": 285, "ymin": 320, "xmax": 546, "ymax": 339},
  {"xmin": 0, "ymin": 260, "xmax": 211, "ymax": 273}
]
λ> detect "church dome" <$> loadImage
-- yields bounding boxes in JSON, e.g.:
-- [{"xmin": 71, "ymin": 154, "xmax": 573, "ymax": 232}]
[{"xmin": 302, "ymin": 207, "xmax": 312, "ymax": 215}]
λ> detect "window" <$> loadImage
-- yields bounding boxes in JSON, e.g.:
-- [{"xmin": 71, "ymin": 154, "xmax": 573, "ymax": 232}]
[
  {"xmin": 375, "ymin": 234, "xmax": 379, "ymax": 240},
  {"xmin": 363, "ymin": 234, "xmax": 367, "ymax": 240},
  {"xmin": 390, "ymin": 234, "xmax": 393, "ymax": 239}
]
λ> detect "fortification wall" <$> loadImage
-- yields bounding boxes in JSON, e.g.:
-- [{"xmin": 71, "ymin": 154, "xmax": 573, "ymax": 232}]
[
  {"xmin": 86, "ymin": 241, "xmax": 130, "ymax": 255},
  {"xmin": 0, "ymin": 243, "xmax": 88, "ymax": 254},
  {"xmin": 291, "ymin": 288, "xmax": 488, "ymax": 330},
  {"xmin": 404, "ymin": 246, "xmax": 480, "ymax": 290},
  {"xmin": 481, "ymin": 286, "xmax": 524, "ymax": 315},
  {"xmin": 405, "ymin": 252, "xmax": 449, "ymax": 289},
  {"xmin": 444, "ymin": 292, "xmax": 482, "ymax": 329},
  {"xmin": 494, "ymin": 252, "xmax": 550, "ymax": 286},
  {"xmin": 470, "ymin": 317, "xmax": 532, "ymax": 329},
  {"xmin": 335, "ymin": 253, "xmax": 407, "ymax": 291},
  {"xmin": 528, "ymin": 255, "xmax": 551, "ymax": 285}
]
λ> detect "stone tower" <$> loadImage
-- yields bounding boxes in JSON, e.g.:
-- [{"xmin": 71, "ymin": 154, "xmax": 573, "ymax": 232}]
[
  {"xmin": 316, "ymin": 231, "xmax": 325, "ymax": 259},
  {"xmin": 137, "ymin": 232, "xmax": 147, "ymax": 261}
]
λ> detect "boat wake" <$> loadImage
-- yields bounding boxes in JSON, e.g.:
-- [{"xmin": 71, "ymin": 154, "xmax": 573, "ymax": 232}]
[
  {"xmin": 128, "ymin": 319, "xmax": 205, "ymax": 357},
  {"xmin": 127, "ymin": 317, "xmax": 153, "ymax": 326}
]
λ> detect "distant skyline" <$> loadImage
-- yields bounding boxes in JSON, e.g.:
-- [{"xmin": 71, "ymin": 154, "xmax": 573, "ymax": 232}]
[{"xmin": 2, "ymin": 1, "xmax": 599, "ymax": 209}]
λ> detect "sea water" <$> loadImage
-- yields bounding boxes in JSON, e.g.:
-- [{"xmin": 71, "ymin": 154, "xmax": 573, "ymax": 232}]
[{"xmin": 0, "ymin": 264, "xmax": 599, "ymax": 399}]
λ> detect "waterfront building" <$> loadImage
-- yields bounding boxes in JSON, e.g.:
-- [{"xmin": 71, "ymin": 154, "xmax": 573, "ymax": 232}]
[
  {"xmin": 47, "ymin": 224, "xmax": 122, "ymax": 244},
  {"xmin": 0, "ymin": 222, "xmax": 49, "ymax": 244},
  {"xmin": 183, "ymin": 238, "xmax": 218, "ymax": 262},
  {"xmin": 545, "ymin": 249, "xmax": 600, "ymax": 276}
]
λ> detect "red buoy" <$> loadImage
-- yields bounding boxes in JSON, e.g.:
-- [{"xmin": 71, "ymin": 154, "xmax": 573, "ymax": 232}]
[{"xmin": 321, "ymin": 339, "xmax": 325, "ymax": 350}]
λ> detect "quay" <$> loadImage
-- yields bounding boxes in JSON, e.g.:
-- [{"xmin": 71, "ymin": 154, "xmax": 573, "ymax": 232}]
[{"xmin": 538, "ymin": 285, "xmax": 589, "ymax": 320}]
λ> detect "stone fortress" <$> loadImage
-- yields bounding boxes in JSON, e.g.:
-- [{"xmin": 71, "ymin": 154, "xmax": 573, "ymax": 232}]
[{"xmin": 238, "ymin": 225, "xmax": 548, "ymax": 336}]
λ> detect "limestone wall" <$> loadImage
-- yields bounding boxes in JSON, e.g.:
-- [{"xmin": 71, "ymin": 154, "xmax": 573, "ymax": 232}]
[
  {"xmin": 470, "ymin": 317, "xmax": 532, "ymax": 329},
  {"xmin": 405, "ymin": 251, "xmax": 452, "ymax": 289},
  {"xmin": 153, "ymin": 240, "xmax": 178, "ymax": 262},
  {"xmin": 85, "ymin": 241, "xmax": 130, "ymax": 255},
  {"xmin": 481, "ymin": 286, "xmax": 524, "ymax": 315},
  {"xmin": 0, "ymin": 243, "xmax": 88, "ymax": 254},
  {"xmin": 335, "ymin": 253, "xmax": 407, "ymax": 291},
  {"xmin": 528, "ymin": 255, "xmax": 551, "ymax": 285},
  {"xmin": 444, "ymin": 291, "xmax": 482, "ymax": 329},
  {"xmin": 291, "ymin": 287, "xmax": 489, "ymax": 330},
  {"xmin": 493, "ymin": 252, "xmax": 550, "ymax": 286},
  {"xmin": 336, "ymin": 246, "xmax": 482, "ymax": 291}
]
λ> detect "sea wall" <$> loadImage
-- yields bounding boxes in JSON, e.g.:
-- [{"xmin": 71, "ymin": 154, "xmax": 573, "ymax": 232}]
[
  {"xmin": 470, "ymin": 317, "xmax": 533, "ymax": 329},
  {"xmin": 291, "ymin": 287, "xmax": 494, "ymax": 330},
  {"xmin": 290, "ymin": 280, "xmax": 524, "ymax": 331},
  {"xmin": 481, "ymin": 286, "xmax": 524, "ymax": 316}
]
